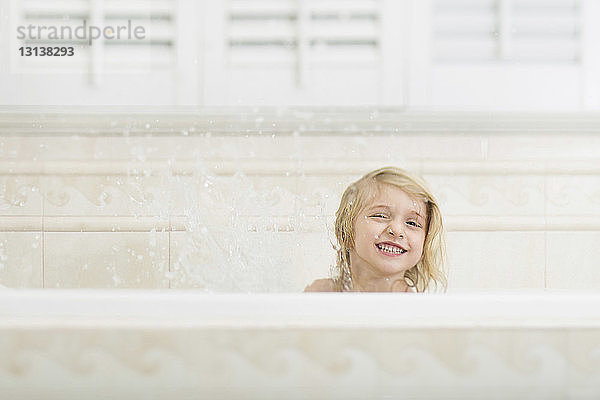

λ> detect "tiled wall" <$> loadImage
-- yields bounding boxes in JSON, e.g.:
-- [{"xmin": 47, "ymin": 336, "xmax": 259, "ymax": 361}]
[{"xmin": 2, "ymin": 110, "xmax": 600, "ymax": 291}]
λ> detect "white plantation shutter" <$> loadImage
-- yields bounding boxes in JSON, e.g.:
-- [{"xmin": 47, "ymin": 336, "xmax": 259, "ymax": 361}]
[
  {"xmin": 102, "ymin": 0, "xmax": 176, "ymax": 70},
  {"xmin": 227, "ymin": 0, "xmax": 380, "ymax": 66},
  {"xmin": 308, "ymin": 0, "xmax": 379, "ymax": 65},
  {"xmin": 15, "ymin": 0, "xmax": 92, "ymax": 71},
  {"xmin": 227, "ymin": 0, "xmax": 298, "ymax": 65},
  {"xmin": 434, "ymin": 0, "xmax": 581, "ymax": 63},
  {"xmin": 511, "ymin": 0, "xmax": 579, "ymax": 62},
  {"xmin": 14, "ymin": 0, "xmax": 177, "ymax": 75},
  {"xmin": 434, "ymin": 0, "xmax": 498, "ymax": 62},
  {"xmin": 9, "ymin": 0, "xmax": 598, "ymax": 108},
  {"xmin": 8, "ymin": 0, "xmax": 186, "ymax": 105},
  {"xmin": 222, "ymin": 0, "xmax": 388, "ymax": 105},
  {"xmin": 425, "ymin": 0, "xmax": 587, "ymax": 109}
]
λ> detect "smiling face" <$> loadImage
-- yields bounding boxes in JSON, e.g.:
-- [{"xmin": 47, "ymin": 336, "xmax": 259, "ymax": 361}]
[{"xmin": 348, "ymin": 183, "xmax": 427, "ymax": 280}]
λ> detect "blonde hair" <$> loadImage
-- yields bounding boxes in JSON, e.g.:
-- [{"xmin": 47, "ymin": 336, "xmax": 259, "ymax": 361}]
[{"xmin": 333, "ymin": 166, "xmax": 447, "ymax": 292}]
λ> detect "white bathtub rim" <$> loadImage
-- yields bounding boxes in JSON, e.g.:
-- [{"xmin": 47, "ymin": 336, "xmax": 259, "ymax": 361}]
[{"xmin": 1, "ymin": 290, "xmax": 600, "ymax": 330}]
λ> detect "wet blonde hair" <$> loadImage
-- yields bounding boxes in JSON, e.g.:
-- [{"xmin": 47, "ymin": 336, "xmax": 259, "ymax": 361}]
[{"xmin": 333, "ymin": 167, "xmax": 447, "ymax": 292}]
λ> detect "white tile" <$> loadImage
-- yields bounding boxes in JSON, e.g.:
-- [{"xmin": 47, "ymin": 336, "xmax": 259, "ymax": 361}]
[
  {"xmin": 488, "ymin": 135, "xmax": 600, "ymax": 161},
  {"xmin": 546, "ymin": 175, "xmax": 600, "ymax": 217},
  {"xmin": 28, "ymin": 137, "xmax": 96, "ymax": 161},
  {"xmin": 447, "ymin": 231, "xmax": 546, "ymax": 290},
  {"xmin": 296, "ymin": 174, "xmax": 355, "ymax": 217},
  {"xmin": 44, "ymin": 232, "xmax": 169, "ymax": 288},
  {"xmin": 0, "ymin": 137, "xmax": 46, "ymax": 161},
  {"xmin": 228, "ymin": 136, "xmax": 298, "ymax": 160},
  {"xmin": 233, "ymin": 175, "xmax": 297, "ymax": 216},
  {"xmin": 0, "ymin": 176, "xmax": 43, "ymax": 215},
  {"xmin": 294, "ymin": 135, "xmax": 484, "ymax": 162},
  {"xmin": 427, "ymin": 175, "xmax": 546, "ymax": 217},
  {"xmin": 170, "ymin": 230, "xmax": 301, "ymax": 292},
  {"xmin": 0, "ymin": 232, "xmax": 42, "ymax": 288},
  {"xmin": 546, "ymin": 232, "xmax": 600, "ymax": 290},
  {"xmin": 41, "ymin": 175, "xmax": 174, "ymax": 217}
]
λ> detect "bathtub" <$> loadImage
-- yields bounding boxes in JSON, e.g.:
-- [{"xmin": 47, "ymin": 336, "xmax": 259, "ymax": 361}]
[
  {"xmin": 1, "ymin": 290, "xmax": 600, "ymax": 399},
  {"xmin": 2, "ymin": 108, "xmax": 600, "ymax": 398}
]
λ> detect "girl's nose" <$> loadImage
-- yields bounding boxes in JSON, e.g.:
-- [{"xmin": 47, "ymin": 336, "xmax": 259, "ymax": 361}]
[{"xmin": 386, "ymin": 221, "xmax": 404, "ymax": 238}]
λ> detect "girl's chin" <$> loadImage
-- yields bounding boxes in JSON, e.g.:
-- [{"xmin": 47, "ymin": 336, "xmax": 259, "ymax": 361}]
[{"xmin": 372, "ymin": 264, "xmax": 410, "ymax": 276}]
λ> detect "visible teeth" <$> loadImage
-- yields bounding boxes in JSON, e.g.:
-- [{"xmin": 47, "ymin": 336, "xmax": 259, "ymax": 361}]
[{"xmin": 377, "ymin": 244, "xmax": 405, "ymax": 254}]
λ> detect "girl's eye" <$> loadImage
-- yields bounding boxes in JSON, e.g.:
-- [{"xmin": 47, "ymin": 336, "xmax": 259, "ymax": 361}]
[
  {"xmin": 406, "ymin": 221, "xmax": 422, "ymax": 228},
  {"xmin": 370, "ymin": 213, "xmax": 387, "ymax": 219}
]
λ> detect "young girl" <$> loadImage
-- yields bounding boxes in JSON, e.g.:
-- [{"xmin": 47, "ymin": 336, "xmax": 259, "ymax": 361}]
[{"xmin": 305, "ymin": 166, "xmax": 446, "ymax": 293}]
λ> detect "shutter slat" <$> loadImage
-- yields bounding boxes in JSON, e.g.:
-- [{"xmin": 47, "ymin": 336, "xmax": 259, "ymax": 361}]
[
  {"xmin": 16, "ymin": 0, "xmax": 176, "ymax": 71},
  {"xmin": 435, "ymin": 38, "xmax": 497, "ymax": 62},
  {"xmin": 104, "ymin": 45, "xmax": 172, "ymax": 68},
  {"xmin": 310, "ymin": 19, "xmax": 378, "ymax": 41},
  {"xmin": 434, "ymin": 0, "xmax": 581, "ymax": 63},
  {"xmin": 229, "ymin": 20, "xmax": 295, "ymax": 42},
  {"xmin": 227, "ymin": 0, "xmax": 381, "ymax": 67},
  {"xmin": 103, "ymin": 0, "xmax": 173, "ymax": 16},
  {"xmin": 512, "ymin": 39, "xmax": 579, "ymax": 62},
  {"xmin": 512, "ymin": 15, "xmax": 578, "ymax": 36},
  {"xmin": 513, "ymin": 0, "xmax": 578, "ymax": 12},
  {"xmin": 435, "ymin": 0, "xmax": 496, "ymax": 13},
  {"xmin": 435, "ymin": 14, "xmax": 497, "ymax": 35},
  {"xmin": 309, "ymin": 0, "xmax": 379, "ymax": 12},
  {"xmin": 21, "ymin": 0, "xmax": 89, "ymax": 16},
  {"xmin": 102, "ymin": 0, "xmax": 176, "ymax": 69},
  {"xmin": 229, "ymin": 0, "xmax": 297, "ymax": 16}
]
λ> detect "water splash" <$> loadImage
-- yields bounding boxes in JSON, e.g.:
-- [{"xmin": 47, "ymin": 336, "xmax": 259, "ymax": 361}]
[{"xmin": 173, "ymin": 160, "xmax": 298, "ymax": 292}]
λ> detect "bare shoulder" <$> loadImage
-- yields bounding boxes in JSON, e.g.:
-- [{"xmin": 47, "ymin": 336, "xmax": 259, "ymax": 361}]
[{"xmin": 304, "ymin": 278, "xmax": 336, "ymax": 292}]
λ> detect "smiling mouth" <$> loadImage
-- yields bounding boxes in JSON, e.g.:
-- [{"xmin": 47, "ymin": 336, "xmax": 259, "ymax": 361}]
[{"xmin": 376, "ymin": 243, "xmax": 406, "ymax": 255}]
